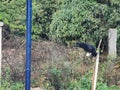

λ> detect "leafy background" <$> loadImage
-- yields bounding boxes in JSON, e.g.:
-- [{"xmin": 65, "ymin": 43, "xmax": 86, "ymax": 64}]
[
  {"xmin": 0, "ymin": 0, "xmax": 120, "ymax": 89},
  {"xmin": 0, "ymin": 0, "xmax": 120, "ymax": 42}
]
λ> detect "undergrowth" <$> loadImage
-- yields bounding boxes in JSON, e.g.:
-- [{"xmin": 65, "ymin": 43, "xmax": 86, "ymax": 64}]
[
  {"xmin": 0, "ymin": 68, "xmax": 24, "ymax": 90},
  {"xmin": 43, "ymin": 67, "xmax": 120, "ymax": 90},
  {"xmin": 41, "ymin": 58, "xmax": 120, "ymax": 90}
]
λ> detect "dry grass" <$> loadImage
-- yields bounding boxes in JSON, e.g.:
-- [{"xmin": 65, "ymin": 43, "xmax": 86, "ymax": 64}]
[{"xmin": 2, "ymin": 35, "xmax": 120, "ymax": 88}]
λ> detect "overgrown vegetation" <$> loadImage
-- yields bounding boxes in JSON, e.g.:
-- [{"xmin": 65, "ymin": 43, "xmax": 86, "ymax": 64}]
[
  {"xmin": 2, "ymin": 36, "xmax": 120, "ymax": 89},
  {"xmin": 49, "ymin": 0, "xmax": 120, "ymax": 45},
  {"xmin": 42, "ymin": 58, "xmax": 120, "ymax": 90},
  {"xmin": 0, "ymin": 0, "xmax": 120, "ymax": 42},
  {"xmin": 0, "ymin": 0, "xmax": 63, "ymax": 39},
  {"xmin": 0, "ymin": 0, "xmax": 120, "ymax": 89},
  {"xmin": 0, "ymin": 68, "xmax": 24, "ymax": 90}
]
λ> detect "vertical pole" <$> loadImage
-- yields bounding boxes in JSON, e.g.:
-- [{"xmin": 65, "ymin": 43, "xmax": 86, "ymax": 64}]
[
  {"xmin": 92, "ymin": 39, "xmax": 102, "ymax": 90},
  {"xmin": 25, "ymin": 0, "xmax": 32, "ymax": 90},
  {"xmin": 92, "ymin": 53, "xmax": 100, "ymax": 90},
  {"xmin": 0, "ymin": 22, "xmax": 3, "ymax": 85}
]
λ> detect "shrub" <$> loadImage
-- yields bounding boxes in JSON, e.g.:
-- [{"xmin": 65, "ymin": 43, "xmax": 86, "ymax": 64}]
[{"xmin": 49, "ymin": 0, "xmax": 120, "ymax": 45}]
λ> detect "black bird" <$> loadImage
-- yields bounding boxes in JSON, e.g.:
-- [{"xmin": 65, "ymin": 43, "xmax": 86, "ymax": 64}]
[{"xmin": 74, "ymin": 42, "xmax": 97, "ymax": 57}]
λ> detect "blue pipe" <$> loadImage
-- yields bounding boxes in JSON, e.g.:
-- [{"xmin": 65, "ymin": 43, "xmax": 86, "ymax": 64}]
[{"xmin": 25, "ymin": 0, "xmax": 32, "ymax": 90}]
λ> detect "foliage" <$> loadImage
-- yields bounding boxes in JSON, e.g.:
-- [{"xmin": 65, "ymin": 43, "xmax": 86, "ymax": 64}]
[
  {"xmin": 49, "ymin": 0, "xmax": 120, "ymax": 44},
  {"xmin": 42, "ymin": 57, "xmax": 120, "ymax": 90},
  {"xmin": 45, "ymin": 67, "xmax": 91, "ymax": 90},
  {"xmin": 0, "ymin": 0, "xmax": 26, "ymax": 35},
  {"xmin": 0, "ymin": 0, "xmax": 63, "ymax": 39},
  {"xmin": 0, "ymin": 0, "xmax": 120, "ymax": 47},
  {"xmin": 96, "ymin": 83, "xmax": 120, "ymax": 90},
  {"xmin": 44, "ymin": 66, "xmax": 120, "ymax": 90},
  {"xmin": 0, "ymin": 68, "xmax": 24, "ymax": 90},
  {"xmin": 32, "ymin": 0, "xmax": 63, "ymax": 39}
]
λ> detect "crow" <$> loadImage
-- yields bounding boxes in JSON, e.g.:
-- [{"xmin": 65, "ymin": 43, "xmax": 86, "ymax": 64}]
[{"xmin": 74, "ymin": 42, "xmax": 97, "ymax": 57}]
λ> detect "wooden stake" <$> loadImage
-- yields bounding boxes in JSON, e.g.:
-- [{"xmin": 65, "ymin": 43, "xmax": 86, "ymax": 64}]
[{"xmin": 92, "ymin": 39, "xmax": 102, "ymax": 90}]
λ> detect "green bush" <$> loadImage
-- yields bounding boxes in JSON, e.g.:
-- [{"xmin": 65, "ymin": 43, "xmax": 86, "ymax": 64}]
[
  {"xmin": 0, "ymin": 0, "xmax": 64, "ymax": 39},
  {"xmin": 0, "ymin": 68, "xmax": 24, "ymax": 90},
  {"xmin": 45, "ymin": 67, "xmax": 120, "ymax": 90},
  {"xmin": 49, "ymin": 0, "xmax": 120, "ymax": 45},
  {"xmin": 0, "ymin": 0, "xmax": 120, "ymax": 47}
]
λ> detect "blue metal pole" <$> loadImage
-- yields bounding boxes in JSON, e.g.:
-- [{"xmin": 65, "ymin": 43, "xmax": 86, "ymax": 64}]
[{"xmin": 25, "ymin": 0, "xmax": 32, "ymax": 90}]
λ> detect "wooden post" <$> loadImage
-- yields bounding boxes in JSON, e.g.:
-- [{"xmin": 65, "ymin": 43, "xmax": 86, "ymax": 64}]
[
  {"xmin": 108, "ymin": 28, "xmax": 117, "ymax": 58},
  {"xmin": 0, "ymin": 22, "xmax": 3, "ymax": 83},
  {"xmin": 92, "ymin": 39, "xmax": 102, "ymax": 90}
]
